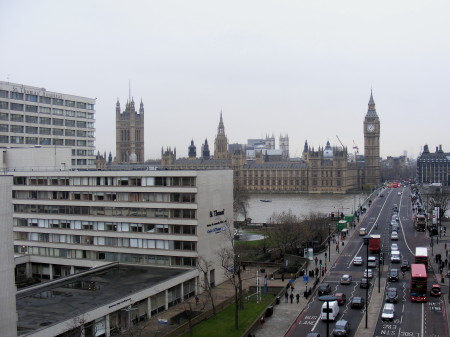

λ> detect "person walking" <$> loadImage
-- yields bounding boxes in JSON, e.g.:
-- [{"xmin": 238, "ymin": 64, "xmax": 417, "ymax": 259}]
[
  {"xmin": 296, "ymin": 293, "xmax": 300, "ymax": 304},
  {"xmin": 285, "ymin": 291, "xmax": 289, "ymax": 303},
  {"xmin": 290, "ymin": 293, "xmax": 294, "ymax": 304}
]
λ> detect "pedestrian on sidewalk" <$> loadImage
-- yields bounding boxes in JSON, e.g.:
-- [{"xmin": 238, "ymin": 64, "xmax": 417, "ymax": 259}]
[
  {"xmin": 285, "ymin": 291, "xmax": 289, "ymax": 303},
  {"xmin": 342, "ymin": 241, "xmax": 344, "ymax": 247},
  {"xmin": 315, "ymin": 256, "xmax": 318, "ymax": 266},
  {"xmin": 319, "ymin": 259, "xmax": 322, "ymax": 267},
  {"xmin": 290, "ymin": 293, "xmax": 294, "ymax": 304},
  {"xmin": 336, "ymin": 243, "xmax": 339, "ymax": 252},
  {"xmin": 296, "ymin": 293, "xmax": 300, "ymax": 304}
]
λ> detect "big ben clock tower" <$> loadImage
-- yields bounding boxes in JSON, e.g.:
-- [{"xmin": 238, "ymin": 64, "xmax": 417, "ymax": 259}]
[{"xmin": 363, "ymin": 90, "xmax": 381, "ymax": 188}]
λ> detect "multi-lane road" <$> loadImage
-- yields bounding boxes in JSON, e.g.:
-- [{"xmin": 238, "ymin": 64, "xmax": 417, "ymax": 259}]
[{"xmin": 286, "ymin": 186, "xmax": 448, "ymax": 337}]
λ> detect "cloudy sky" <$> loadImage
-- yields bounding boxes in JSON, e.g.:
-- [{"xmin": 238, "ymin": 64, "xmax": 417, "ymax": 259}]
[{"xmin": 1, "ymin": 0, "xmax": 449, "ymax": 160}]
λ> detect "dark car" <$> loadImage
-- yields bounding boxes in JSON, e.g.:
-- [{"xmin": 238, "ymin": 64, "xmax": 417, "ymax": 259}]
[
  {"xmin": 401, "ymin": 259, "xmax": 410, "ymax": 272},
  {"xmin": 386, "ymin": 287, "xmax": 398, "ymax": 303},
  {"xmin": 360, "ymin": 278, "xmax": 370, "ymax": 289},
  {"xmin": 430, "ymin": 284, "xmax": 442, "ymax": 297},
  {"xmin": 388, "ymin": 269, "xmax": 399, "ymax": 282},
  {"xmin": 318, "ymin": 283, "xmax": 332, "ymax": 296},
  {"xmin": 334, "ymin": 292, "xmax": 347, "ymax": 306},
  {"xmin": 332, "ymin": 319, "xmax": 351, "ymax": 336},
  {"xmin": 351, "ymin": 296, "xmax": 365, "ymax": 309}
]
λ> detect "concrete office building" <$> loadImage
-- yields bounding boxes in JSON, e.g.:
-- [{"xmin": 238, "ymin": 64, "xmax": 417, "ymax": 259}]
[
  {"xmin": 0, "ymin": 175, "xmax": 17, "ymax": 337},
  {"xmin": 0, "ymin": 81, "xmax": 96, "ymax": 168},
  {"xmin": 11, "ymin": 166, "xmax": 233, "ymax": 286}
]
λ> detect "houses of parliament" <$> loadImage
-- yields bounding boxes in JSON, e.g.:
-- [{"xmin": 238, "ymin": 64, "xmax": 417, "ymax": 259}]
[{"xmin": 109, "ymin": 92, "xmax": 381, "ymax": 193}]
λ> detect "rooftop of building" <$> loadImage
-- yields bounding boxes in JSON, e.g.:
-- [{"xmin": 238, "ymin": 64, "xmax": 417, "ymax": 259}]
[{"xmin": 16, "ymin": 263, "xmax": 190, "ymax": 335}]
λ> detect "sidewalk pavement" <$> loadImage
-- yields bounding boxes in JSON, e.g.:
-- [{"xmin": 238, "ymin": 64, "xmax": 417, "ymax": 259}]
[{"xmin": 428, "ymin": 221, "xmax": 450, "ymax": 335}]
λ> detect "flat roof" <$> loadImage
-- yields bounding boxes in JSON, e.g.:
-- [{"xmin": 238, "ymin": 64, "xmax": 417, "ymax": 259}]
[{"xmin": 16, "ymin": 263, "xmax": 190, "ymax": 335}]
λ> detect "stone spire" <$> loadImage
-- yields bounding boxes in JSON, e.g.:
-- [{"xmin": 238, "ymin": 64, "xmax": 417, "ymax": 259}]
[{"xmin": 366, "ymin": 90, "xmax": 378, "ymax": 117}]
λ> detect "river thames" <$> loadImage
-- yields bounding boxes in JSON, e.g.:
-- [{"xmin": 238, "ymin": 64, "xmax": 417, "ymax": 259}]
[{"xmin": 246, "ymin": 193, "xmax": 370, "ymax": 223}]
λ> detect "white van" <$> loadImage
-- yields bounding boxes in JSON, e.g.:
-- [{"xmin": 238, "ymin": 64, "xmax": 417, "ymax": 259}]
[
  {"xmin": 368, "ymin": 256, "xmax": 377, "ymax": 268},
  {"xmin": 391, "ymin": 250, "xmax": 401, "ymax": 263},
  {"xmin": 321, "ymin": 301, "xmax": 340, "ymax": 321},
  {"xmin": 381, "ymin": 303, "xmax": 395, "ymax": 321}
]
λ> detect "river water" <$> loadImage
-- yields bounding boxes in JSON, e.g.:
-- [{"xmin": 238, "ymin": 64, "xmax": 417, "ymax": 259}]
[{"xmin": 246, "ymin": 193, "xmax": 370, "ymax": 223}]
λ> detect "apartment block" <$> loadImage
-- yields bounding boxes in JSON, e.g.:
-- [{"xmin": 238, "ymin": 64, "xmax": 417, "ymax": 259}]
[{"xmin": 0, "ymin": 81, "xmax": 96, "ymax": 168}]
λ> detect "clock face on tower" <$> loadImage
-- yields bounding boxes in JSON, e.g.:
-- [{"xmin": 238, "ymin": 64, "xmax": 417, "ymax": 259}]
[{"xmin": 367, "ymin": 124, "xmax": 375, "ymax": 132}]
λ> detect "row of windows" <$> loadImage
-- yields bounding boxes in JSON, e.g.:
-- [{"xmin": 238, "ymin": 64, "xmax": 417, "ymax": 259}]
[
  {"xmin": 0, "ymin": 111, "xmax": 94, "ymax": 127},
  {"xmin": 14, "ymin": 190, "xmax": 196, "ymax": 203},
  {"xmin": 13, "ymin": 176, "xmax": 197, "ymax": 187},
  {"xmin": 14, "ymin": 204, "xmax": 197, "ymax": 219},
  {"xmin": 14, "ymin": 245, "xmax": 196, "ymax": 267},
  {"xmin": 0, "ymin": 90, "xmax": 94, "ymax": 110},
  {"xmin": 1, "ymin": 124, "xmax": 94, "ymax": 137},
  {"xmin": 0, "ymin": 136, "xmax": 93, "ymax": 146},
  {"xmin": 15, "ymin": 232, "xmax": 197, "ymax": 251},
  {"xmin": 15, "ymin": 218, "xmax": 196, "ymax": 235}
]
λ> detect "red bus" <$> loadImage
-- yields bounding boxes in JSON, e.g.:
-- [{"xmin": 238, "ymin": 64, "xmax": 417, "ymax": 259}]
[
  {"xmin": 410, "ymin": 264, "xmax": 427, "ymax": 302},
  {"xmin": 415, "ymin": 247, "xmax": 428, "ymax": 269}
]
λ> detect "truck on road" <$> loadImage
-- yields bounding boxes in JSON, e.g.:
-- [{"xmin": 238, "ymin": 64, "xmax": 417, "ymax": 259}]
[{"xmin": 369, "ymin": 234, "xmax": 381, "ymax": 254}]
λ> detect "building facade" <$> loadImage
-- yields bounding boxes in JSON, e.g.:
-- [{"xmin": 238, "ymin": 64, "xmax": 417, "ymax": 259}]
[
  {"xmin": 363, "ymin": 91, "xmax": 381, "ymax": 187},
  {"xmin": 0, "ymin": 176, "xmax": 17, "ymax": 337},
  {"xmin": 0, "ymin": 81, "xmax": 96, "ymax": 168},
  {"xmin": 417, "ymin": 144, "xmax": 450, "ymax": 186},
  {"xmin": 11, "ymin": 168, "xmax": 233, "ymax": 288},
  {"xmin": 115, "ymin": 98, "xmax": 145, "ymax": 163}
]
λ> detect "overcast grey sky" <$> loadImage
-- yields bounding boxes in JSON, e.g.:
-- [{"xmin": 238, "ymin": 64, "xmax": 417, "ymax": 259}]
[{"xmin": 1, "ymin": 0, "xmax": 449, "ymax": 160}]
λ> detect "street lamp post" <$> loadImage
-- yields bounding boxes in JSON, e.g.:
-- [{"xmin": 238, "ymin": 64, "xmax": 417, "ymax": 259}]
[
  {"xmin": 363, "ymin": 235, "xmax": 372, "ymax": 329},
  {"xmin": 328, "ymin": 224, "xmax": 331, "ymax": 263},
  {"xmin": 319, "ymin": 295, "xmax": 337, "ymax": 337}
]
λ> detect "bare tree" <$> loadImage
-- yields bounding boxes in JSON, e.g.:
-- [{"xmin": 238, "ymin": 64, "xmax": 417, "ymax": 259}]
[
  {"xmin": 197, "ymin": 256, "xmax": 216, "ymax": 315},
  {"xmin": 217, "ymin": 220, "xmax": 243, "ymax": 330},
  {"xmin": 233, "ymin": 180, "xmax": 250, "ymax": 222},
  {"xmin": 427, "ymin": 191, "xmax": 449, "ymax": 221},
  {"xmin": 269, "ymin": 210, "xmax": 304, "ymax": 258}
]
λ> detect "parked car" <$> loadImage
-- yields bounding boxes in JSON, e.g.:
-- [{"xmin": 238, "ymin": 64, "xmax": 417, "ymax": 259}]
[
  {"xmin": 353, "ymin": 256, "xmax": 363, "ymax": 266},
  {"xmin": 360, "ymin": 278, "xmax": 370, "ymax": 288},
  {"xmin": 386, "ymin": 287, "xmax": 398, "ymax": 303},
  {"xmin": 332, "ymin": 319, "xmax": 351, "ymax": 336},
  {"xmin": 351, "ymin": 296, "xmax": 365, "ymax": 309},
  {"xmin": 388, "ymin": 269, "xmax": 399, "ymax": 282},
  {"xmin": 401, "ymin": 259, "xmax": 410, "ymax": 272},
  {"xmin": 430, "ymin": 284, "xmax": 442, "ymax": 297},
  {"xmin": 334, "ymin": 292, "xmax": 347, "ymax": 306},
  {"xmin": 364, "ymin": 269, "xmax": 373, "ymax": 278},
  {"xmin": 391, "ymin": 231, "xmax": 399, "ymax": 240},
  {"xmin": 340, "ymin": 274, "xmax": 352, "ymax": 285},
  {"xmin": 318, "ymin": 283, "xmax": 332, "ymax": 296}
]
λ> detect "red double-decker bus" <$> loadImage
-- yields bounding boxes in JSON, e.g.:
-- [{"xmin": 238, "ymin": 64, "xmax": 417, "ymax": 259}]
[
  {"xmin": 415, "ymin": 247, "xmax": 428, "ymax": 269},
  {"xmin": 410, "ymin": 264, "xmax": 427, "ymax": 302}
]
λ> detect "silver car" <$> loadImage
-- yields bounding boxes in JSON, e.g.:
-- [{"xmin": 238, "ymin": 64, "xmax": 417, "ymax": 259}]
[
  {"xmin": 391, "ymin": 231, "xmax": 399, "ymax": 240},
  {"xmin": 364, "ymin": 269, "xmax": 373, "ymax": 278}
]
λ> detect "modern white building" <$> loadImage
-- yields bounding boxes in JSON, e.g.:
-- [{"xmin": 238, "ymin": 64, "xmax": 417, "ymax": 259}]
[
  {"xmin": 0, "ymin": 175, "xmax": 17, "ymax": 337},
  {"xmin": 11, "ymin": 167, "xmax": 233, "ymax": 284},
  {"xmin": 0, "ymin": 81, "xmax": 96, "ymax": 168}
]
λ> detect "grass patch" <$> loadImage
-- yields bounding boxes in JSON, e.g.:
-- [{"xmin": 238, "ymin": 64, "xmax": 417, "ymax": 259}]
[{"xmin": 181, "ymin": 295, "xmax": 275, "ymax": 337}]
